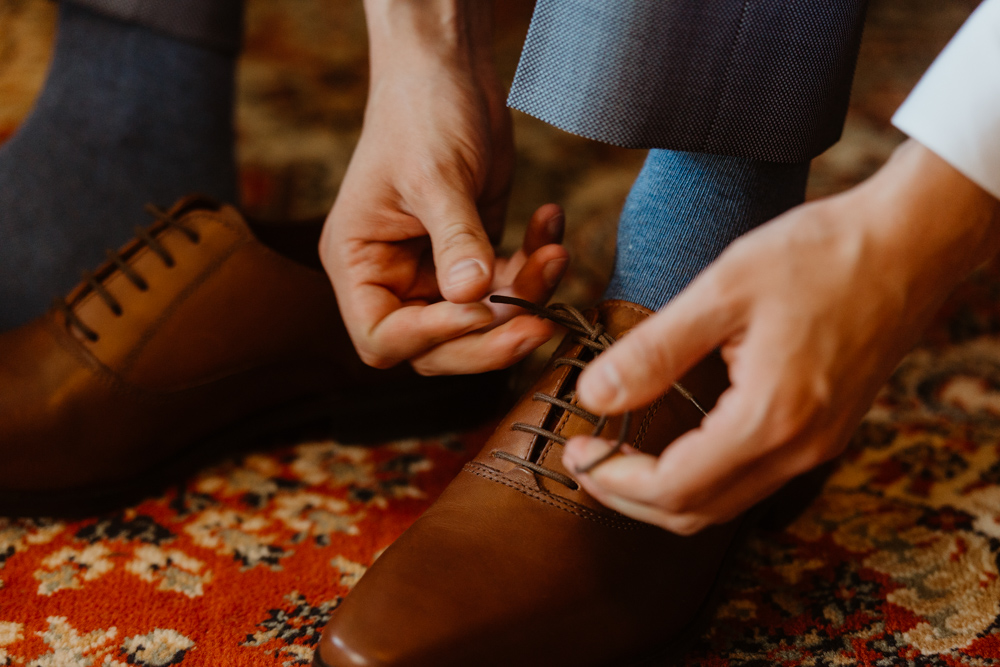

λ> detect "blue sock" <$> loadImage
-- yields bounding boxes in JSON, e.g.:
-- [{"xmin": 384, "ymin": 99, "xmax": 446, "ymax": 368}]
[
  {"xmin": 604, "ymin": 149, "xmax": 810, "ymax": 311},
  {"xmin": 0, "ymin": 3, "xmax": 238, "ymax": 330}
]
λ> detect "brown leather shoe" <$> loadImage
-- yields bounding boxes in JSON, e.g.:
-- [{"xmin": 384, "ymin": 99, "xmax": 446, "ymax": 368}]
[
  {"xmin": 313, "ymin": 299, "xmax": 748, "ymax": 667},
  {"xmin": 0, "ymin": 196, "xmax": 505, "ymax": 517}
]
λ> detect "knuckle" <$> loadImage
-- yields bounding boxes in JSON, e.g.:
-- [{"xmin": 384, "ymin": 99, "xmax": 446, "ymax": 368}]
[
  {"xmin": 438, "ymin": 226, "xmax": 487, "ymax": 256},
  {"xmin": 643, "ymin": 338, "xmax": 675, "ymax": 379},
  {"xmin": 764, "ymin": 380, "xmax": 831, "ymax": 452},
  {"xmin": 357, "ymin": 348, "xmax": 396, "ymax": 370},
  {"xmin": 410, "ymin": 358, "xmax": 447, "ymax": 377},
  {"xmin": 795, "ymin": 442, "xmax": 834, "ymax": 474},
  {"xmin": 657, "ymin": 489, "xmax": 695, "ymax": 516},
  {"xmin": 403, "ymin": 159, "xmax": 475, "ymax": 208},
  {"xmin": 666, "ymin": 514, "xmax": 708, "ymax": 536}
]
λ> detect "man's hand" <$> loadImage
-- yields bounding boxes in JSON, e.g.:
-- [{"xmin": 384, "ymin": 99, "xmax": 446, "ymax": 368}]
[
  {"xmin": 562, "ymin": 141, "xmax": 1000, "ymax": 535},
  {"xmin": 321, "ymin": 0, "xmax": 568, "ymax": 375}
]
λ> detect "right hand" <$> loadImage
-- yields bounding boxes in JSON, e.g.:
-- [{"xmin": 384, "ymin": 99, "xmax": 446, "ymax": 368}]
[{"xmin": 320, "ymin": 1, "xmax": 568, "ymax": 375}]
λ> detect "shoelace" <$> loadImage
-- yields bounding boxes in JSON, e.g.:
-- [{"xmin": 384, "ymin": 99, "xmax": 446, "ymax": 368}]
[
  {"xmin": 54, "ymin": 204, "xmax": 201, "ymax": 342},
  {"xmin": 488, "ymin": 295, "xmax": 707, "ymax": 488}
]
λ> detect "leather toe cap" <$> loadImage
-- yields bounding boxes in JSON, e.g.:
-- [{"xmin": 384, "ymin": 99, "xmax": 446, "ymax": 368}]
[{"xmin": 314, "ymin": 615, "xmax": 388, "ymax": 667}]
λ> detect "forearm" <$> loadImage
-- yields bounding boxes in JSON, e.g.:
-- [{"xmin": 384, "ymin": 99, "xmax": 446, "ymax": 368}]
[{"xmin": 363, "ymin": 0, "xmax": 495, "ymax": 81}]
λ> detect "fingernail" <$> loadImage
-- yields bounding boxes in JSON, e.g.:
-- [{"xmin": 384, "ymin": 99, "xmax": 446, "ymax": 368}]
[
  {"xmin": 581, "ymin": 361, "xmax": 623, "ymax": 408},
  {"xmin": 448, "ymin": 259, "xmax": 487, "ymax": 290},
  {"xmin": 564, "ymin": 437, "xmax": 611, "ymax": 471},
  {"xmin": 542, "ymin": 258, "xmax": 568, "ymax": 288},
  {"xmin": 546, "ymin": 213, "xmax": 565, "ymax": 241}
]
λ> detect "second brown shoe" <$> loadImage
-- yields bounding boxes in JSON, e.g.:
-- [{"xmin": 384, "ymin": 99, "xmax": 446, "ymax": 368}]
[
  {"xmin": 314, "ymin": 299, "xmax": 751, "ymax": 667},
  {"xmin": 0, "ymin": 196, "xmax": 505, "ymax": 517}
]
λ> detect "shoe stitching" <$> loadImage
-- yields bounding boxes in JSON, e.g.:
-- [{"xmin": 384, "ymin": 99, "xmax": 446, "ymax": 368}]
[
  {"xmin": 48, "ymin": 211, "xmax": 249, "ymax": 396},
  {"xmin": 464, "ymin": 462, "xmax": 644, "ymax": 531},
  {"xmin": 118, "ymin": 235, "xmax": 246, "ymax": 374},
  {"xmin": 631, "ymin": 395, "xmax": 664, "ymax": 454},
  {"xmin": 599, "ymin": 299, "xmax": 654, "ymax": 318},
  {"xmin": 60, "ymin": 206, "xmax": 237, "ymax": 336},
  {"xmin": 44, "ymin": 315, "xmax": 138, "ymax": 397}
]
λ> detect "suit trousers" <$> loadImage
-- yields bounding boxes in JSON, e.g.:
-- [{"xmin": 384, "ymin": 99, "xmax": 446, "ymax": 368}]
[
  {"xmin": 63, "ymin": 0, "xmax": 243, "ymax": 54},
  {"xmin": 508, "ymin": 0, "xmax": 870, "ymax": 162}
]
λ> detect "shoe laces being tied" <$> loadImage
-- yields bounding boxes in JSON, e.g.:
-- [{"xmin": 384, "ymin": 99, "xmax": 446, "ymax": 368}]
[
  {"xmin": 54, "ymin": 203, "xmax": 202, "ymax": 343},
  {"xmin": 488, "ymin": 295, "xmax": 707, "ymax": 487}
]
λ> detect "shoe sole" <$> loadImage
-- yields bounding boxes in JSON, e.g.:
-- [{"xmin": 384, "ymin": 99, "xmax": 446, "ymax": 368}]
[{"xmin": 0, "ymin": 370, "xmax": 509, "ymax": 518}]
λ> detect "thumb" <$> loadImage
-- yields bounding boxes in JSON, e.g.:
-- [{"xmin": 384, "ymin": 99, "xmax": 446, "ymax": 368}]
[
  {"xmin": 578, "ymin": 277, "xmax": 743, "ymax": 414},
  {"xmin": 413, "ymin": 182, "xmax": 496, "ymax": 303}
]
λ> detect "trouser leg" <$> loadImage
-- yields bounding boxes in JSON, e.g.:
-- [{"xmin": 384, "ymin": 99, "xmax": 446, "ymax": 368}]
[{"xmin": 65, "ymin": 0, "xmax": 243, "ymax": 54}]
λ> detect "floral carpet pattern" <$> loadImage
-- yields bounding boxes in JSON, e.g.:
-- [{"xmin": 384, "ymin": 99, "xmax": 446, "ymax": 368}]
[
  {"xmin": 0, "ymin": 430, "xmax": 491, "ymax": 666},
  {"xmin": 3, "ymin": 0, "xmax": 1000, "ymax": 664}
]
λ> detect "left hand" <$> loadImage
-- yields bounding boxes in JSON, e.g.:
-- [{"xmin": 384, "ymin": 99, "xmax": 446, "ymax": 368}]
[{"xmin": 562, "ymin": 140, "xmax": 1000, "ymax": 535}]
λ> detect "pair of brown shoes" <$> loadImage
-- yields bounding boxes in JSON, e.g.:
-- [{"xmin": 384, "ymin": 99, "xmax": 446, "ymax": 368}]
[{"xmin": 0, "ymin": 197, "xmax": 749, "ymax": 666}]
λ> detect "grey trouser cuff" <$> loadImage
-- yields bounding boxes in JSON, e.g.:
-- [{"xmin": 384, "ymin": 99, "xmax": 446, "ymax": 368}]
[
  {"xmin": 64, "ymin": 0, "xmax": 243, "ymax": 54},
  {"xmin": 509, "ymin": 0, "xmax": 869, "ymax": 163}
]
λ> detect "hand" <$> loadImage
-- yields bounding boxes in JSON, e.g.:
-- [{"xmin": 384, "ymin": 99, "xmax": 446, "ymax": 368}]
[
  {"xmin": 562, "ymin": 141, "xmax": 1000, "ymax": 534},
  {"xmin": 320, "ymin": 0, "xmax": 569, "ymax": 375}
]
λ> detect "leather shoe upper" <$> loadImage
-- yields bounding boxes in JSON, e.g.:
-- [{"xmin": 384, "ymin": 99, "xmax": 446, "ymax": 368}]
[
  {"xmin": 315, "ymin": 300, "xmax": 742, "ymax": 667},
  {"xmin": 0, "ymin": 197, "xmax": 498, "ymax": 514}
]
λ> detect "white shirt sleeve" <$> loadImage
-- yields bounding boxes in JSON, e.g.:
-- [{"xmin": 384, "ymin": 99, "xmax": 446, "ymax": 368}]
[{"xmin": 892, "ymin": 0, "xmax": 1000, "ymax": 199}]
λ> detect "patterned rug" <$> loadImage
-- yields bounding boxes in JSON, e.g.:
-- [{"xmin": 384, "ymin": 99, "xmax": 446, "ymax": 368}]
[{"xmin": 4, "ymin": 0, "xmax": 1000, "ymax": 665}]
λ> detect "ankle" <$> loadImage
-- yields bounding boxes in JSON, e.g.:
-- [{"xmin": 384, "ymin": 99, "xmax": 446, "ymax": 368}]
[{"xmin": 604, "ymin": 150, "xmax": 810, "ymax": 310}]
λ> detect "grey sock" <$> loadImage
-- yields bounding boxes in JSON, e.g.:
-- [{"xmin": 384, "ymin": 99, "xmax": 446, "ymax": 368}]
[{"xmin": 0, "ymin": 3, "xmax": 238, "ymax": 330}]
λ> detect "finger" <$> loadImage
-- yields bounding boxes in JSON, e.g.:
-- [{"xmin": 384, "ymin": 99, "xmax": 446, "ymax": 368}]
[
  {"xmin": 410, "ymin": 182, "xmax": 496, "ymax": 304},
  {"xmin": 489, "ymin": 204, "xmax": 565, "ymax": 292},
  {"xmin": 410, "ymin": 315, "xmax": 555, "ymax": 375},
  {"xmin": 486, "ymin": 244, "xmax": 569, "ymax": 326},
  {"xmin": 656, "ymin": 445, "xmax": 811, "ymax": 528},
  {"xmin": 569, "ymin": 433, "xmax": 817, "ymax": 533},
  {"xmin": 563, "ymin": 436, "xmax": 660, "ymax": 498},
  {"xmin": 523, "ymin": 204, "xmax": 565, "ymax": 256},
  {"xmin": 577, "ymin": 272, "xmax": 745, "ymax": 414},
  {"xmin": 586, "ymin": 484, "xmax": 712, "ymax": 535},
  {"xmin": 579, "ymin": 385, "xmax": 776, "ymax": 515},
  {"xmin": 562, "ymin": 437, "xmax": 710, "ymax": 532},
  {"xmin": 563, "ymin": 436, "xmax": 731, "ymax": 534},
  {"xmin": 357, "ymin": 293, "xmax": 494, "ymax": 367}
]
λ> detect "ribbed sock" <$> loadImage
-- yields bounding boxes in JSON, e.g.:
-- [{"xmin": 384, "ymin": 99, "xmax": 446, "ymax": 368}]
[
  {"xmin": 603, "ymin": 149, "xmax": 810, "ymax": 311},
  {"xmin": 0, "ymin": 3, "xmax": 238, "ymax": 330}
]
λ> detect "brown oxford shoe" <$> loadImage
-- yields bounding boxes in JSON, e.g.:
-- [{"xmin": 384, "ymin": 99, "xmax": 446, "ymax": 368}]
[
  {"xmin": 313, "ymin": 298, "xmax": 751, "ymax": 667},
  {"xmin": 0, "ymin": 196, "xmax": 505, "ymax": 517}
]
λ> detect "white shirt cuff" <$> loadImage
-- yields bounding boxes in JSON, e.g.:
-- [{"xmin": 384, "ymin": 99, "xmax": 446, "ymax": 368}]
[{"xmin": 892, "ymin": 0, "xmax": 1000, "ymax": 200}]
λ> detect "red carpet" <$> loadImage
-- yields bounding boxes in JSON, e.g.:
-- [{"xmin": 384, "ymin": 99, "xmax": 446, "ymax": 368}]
[
  {"xmin": 0, "ymin": 426, "xmax": 493, "ymax": 665},
  {"xmin": 4, "ymin": 0, "xmax": 1000, "ymax": 664}
]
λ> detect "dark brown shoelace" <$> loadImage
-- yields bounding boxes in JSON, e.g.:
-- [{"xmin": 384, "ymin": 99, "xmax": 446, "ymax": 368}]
[
  {"xmin": 54, "ymin": 204, "xmax": 201, "ymax": 342},
  {"xmin": 488, "ymin": 295, "xmax": 706, "ymax": 488}
]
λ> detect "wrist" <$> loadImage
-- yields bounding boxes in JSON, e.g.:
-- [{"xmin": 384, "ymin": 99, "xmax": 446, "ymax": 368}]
[{"xmin": 851, "ymin": 140, "xmax": 1000, "ymax": 316}]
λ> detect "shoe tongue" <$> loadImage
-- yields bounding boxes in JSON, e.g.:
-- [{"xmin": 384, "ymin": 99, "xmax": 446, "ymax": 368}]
[
  {"xmin": 164, "ymin": 194, "xmax": 226, "ymax": 219},
  {"xmin": 596, "ymin": 300, "xmax": 654, "ymax": 339}
]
